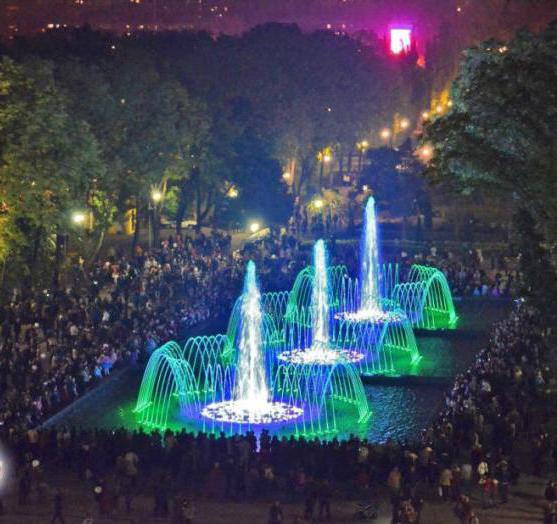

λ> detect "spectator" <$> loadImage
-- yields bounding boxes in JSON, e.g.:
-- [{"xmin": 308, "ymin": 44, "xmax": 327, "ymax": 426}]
[{"xmin": 51, "ymin": 488, "xmax": 65, "ymax": 524}]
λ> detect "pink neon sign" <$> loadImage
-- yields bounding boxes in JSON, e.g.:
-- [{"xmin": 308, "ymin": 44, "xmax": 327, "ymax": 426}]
[{"xmin": 390, "ymin": 27, "xmax": 412, "ymax": 54}]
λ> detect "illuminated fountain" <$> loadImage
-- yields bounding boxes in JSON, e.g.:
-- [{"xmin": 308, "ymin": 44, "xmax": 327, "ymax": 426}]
[
  {"xmin": 338, "ymin": 196, "xmax": 406, "ymax": 324},
  {"xmin": 134, "ymin": 260, "xmax": 371, "ymax": 436},
  {"xmin": 201, "ymin": 261, "xmax": 303, "ymax": 424},
  {"xmin": 278, "ymin": 240, "xmax": 364, "ymax": 365}
]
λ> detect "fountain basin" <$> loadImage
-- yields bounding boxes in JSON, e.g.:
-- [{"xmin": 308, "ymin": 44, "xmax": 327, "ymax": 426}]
[
  {"xmin": 335, "ymin": 308, "xmax": 407, "ymax": 324},
  {"xmin": 201, "ymin": 400, "xmax": 303, "ymax": 424},
  {"xmin": 278, "ymin": 347, "xmax": 365, "ymax": 365}
]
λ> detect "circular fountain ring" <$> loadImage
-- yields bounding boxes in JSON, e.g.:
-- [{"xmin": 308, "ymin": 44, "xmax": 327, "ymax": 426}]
[
  {"xmin": 201, "ymin": 400, "xmax": 303, "ymax": 424},
  {"xmin": 335, "ymin": 308, "xmax": 407, "ymax": 324},
  {"xmin": 278, "ymin": 347, "xmax": 365, "ymax": 366}
]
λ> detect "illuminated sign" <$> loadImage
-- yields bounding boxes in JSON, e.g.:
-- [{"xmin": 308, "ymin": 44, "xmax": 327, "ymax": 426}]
[{"xmin": 390, "ymin": 27, "xmax": 412, "ymax": 54}]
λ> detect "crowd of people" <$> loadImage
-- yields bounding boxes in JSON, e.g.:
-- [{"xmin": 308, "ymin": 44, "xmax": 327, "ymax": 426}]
[
  {"xmin": 328, "ymin": 241, "xmax": 519, "ymax": 300},
  {"xmin": 0, "ymin": 229, "xmax": 309, "ymax": 432},
  {"xmin": 1, "ymin": 299, "xmax": 554, "ymax": 523},
  {"xmin": 0, "ymin": 224, "xmax": 544, "ymax": 523},
  {"xmin": 0, "ymin": 225, "xmax": 517, "ymax": 433}
]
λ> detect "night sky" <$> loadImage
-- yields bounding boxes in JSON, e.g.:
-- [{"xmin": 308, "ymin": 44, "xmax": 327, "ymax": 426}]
[{"xmin": 2, "ymin": 0, "xmax": 556, "ymax": 46}]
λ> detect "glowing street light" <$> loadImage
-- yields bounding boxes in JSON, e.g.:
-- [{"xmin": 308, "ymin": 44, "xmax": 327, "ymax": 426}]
[
  {"xmin": 151, "ymin": 189, "xmax": 163, "ymax": 203},
  {"xmin": 421, "ymin": 111, "xmax": 430, "ymax": 120},
  {"xmin": 282, "ymin": 171, "xmax": 291, "ymax": 181},
  {"xmin": 400, "ymin": 118, "xmax": 410, "ymax": 130},
  {"xmin": 322, "ymin": 154, "xmax": 332, "ymax": 163},
  {"xmin": 380, "ymin": 128, "xmax": 392, "ymax": 140},
  {"xmin": 249, "ymin": 222, "xmax": 260, "ymax": 234},
  {"xmin": 417, "ymin": 144, "xmax": 433, "ymax": 162},
  {"xmin": 312, "ymin": 198, "xmax": 324, "ymax": 210},
  {"xmin": 227, "ymin": 186, "xmax": 239, "ymax": 198},
  {"xmin": 361, "ymin": 140, "xmax": 369, "ymax": 149},
  {"xmin": 72, "ymin": 212, "xmax": 86, "ymax": 225}
]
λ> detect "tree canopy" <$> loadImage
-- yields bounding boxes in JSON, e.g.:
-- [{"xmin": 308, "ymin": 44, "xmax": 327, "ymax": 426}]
[
  {"xmin": 424, "ymin": 22, "xmax": 557, "ymax": 243},
  {"xmin": 0, "ymin": 23, "xmax": 426, "ymax": 286}
]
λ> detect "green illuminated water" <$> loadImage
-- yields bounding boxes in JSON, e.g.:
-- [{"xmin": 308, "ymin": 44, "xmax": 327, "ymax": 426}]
[{"xmin": 46, "ymin": 299, "xmax": 508, "ymax": 443}]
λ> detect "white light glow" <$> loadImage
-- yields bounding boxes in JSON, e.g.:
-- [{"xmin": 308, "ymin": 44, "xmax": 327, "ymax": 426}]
[
  {"xmin": 336, "ymin": 308, "xmax": 407, "ymax": 324},
  {"xmin": 72, "ymin": 212, "xmax": 86, "ymax": 225},
  {"xmin": 390, "ymin": 28, "xmax": 412, "ymax": 55},
  {"xmin": 278, "ymin": 347, "xmax": 365, "ymax": 365},
  {"xmin": 202, "ymin": 400, "xmax": 303, "ymax": 424}
]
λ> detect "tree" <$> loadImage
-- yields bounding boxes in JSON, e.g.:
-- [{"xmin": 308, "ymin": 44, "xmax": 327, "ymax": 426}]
[
  {"xmin": 514, "ymin": 208, "xmax": 557, "ymax": 320},
  {"xmin": 55, "ymin": 59, "xmax": 121, "ymax": 258},
  {"xmin": 424, "ymin": 22, "xmax": 557, "ymax": 242},
  {"xmin": 0, "ymin": 56, "xmax": 104, "ymax": 287},
  {"xmin": 217, "ymin": 129, "xmax": 293, "ymax": 229},
  {"xmin": 363, "ymin": 140, "xmax": 430, "ymax": 238}
]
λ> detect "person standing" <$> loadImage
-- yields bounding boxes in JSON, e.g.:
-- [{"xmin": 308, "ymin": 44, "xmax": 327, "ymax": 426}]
[
  {"xmin": 439, "ymin": 467, "xmax": 453, "ymax": 501},
  {"xmin": 461, "ymin": 462, "xmax": 473, "ymax": 497},
  {"xmin": 318, "ymin": 479, "xmax": 332, "ymax": 521},
  {"xmin": 303, "ymin": 478, "xmax": 318, "ymax": 521},
  {"xmin": 51, "ymin": 489, "xmax": 65, "ymax": 524},
  {"xmin": 496, "ymin": 461, "xmax": 511, "ymax": 503},
  {"xmin": 182, "ymin": 499, "xmax": 195, "ymax": 524},
  {"xmin": 268, "ymin": 501, "xmax": 283, "ymax": 524}
]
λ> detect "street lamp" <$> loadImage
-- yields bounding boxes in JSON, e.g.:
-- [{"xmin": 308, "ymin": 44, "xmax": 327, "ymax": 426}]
[
  {"xmin": 282, "ymin": 171, "xmax": 291, "ymax": 181},
  {"xmin": 380, "ymin": 128, "xmax": 392, "ymax": 148},
  {"xmin": 421, "ymin": 111, "xmax": 430, "ymax": 120},
  {"xmin": 400, "ymin": 118, "xmax": 410, "ymax": 130},
  {"xmin": 149, "ymin": 189, "xmax": 163, "ymax": 250},
  {"xmin": 357, "ymin": 140, "xmax": 369, "ymax": 173},
  {"xmin": 312, "ymin": 198, "xmax": 324, "ymax": 210},
  {"xmin": 417, "ymin": 144, "xmax": 433, "ymax": 162},
  {"xmin": 72, "ymin": 211, "xmax": 86, "ymax": 225},
  {"xmin": 249, "ymin": 222, "xmax": 260, "ymax": 234},
  {"xmin": 227, "ymin": 186, "xmax": 239, "ymax": 198},
  {"xmin": 318, "ymin": 151, "xmax": 332, "ymax": 188},
  {"xmin": 151, "ymin": 189, "xmax": 163, "ymax": 203}
]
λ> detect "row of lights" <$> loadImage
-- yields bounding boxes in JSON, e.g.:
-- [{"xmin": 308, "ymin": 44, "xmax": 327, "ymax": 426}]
[{"xmin": 71, "ymin": 188, "xmax": 164, "ymax": 226}]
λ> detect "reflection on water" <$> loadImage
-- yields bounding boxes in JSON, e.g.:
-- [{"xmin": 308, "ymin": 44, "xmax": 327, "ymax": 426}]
[
  {"xmin": 364, "ymin": 299, "xmax": 509, "ymax": 442},
  {"xmin": 365, "ymin": 386, "xmax": 445, "ymax": 442},
  {"xmin": 46, "ymin": 299, "xmax": 509, "ymax": 443}
]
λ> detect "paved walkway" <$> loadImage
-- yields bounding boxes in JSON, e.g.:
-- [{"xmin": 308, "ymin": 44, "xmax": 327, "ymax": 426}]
[{"xmin": 0, "ymin": 472, "xmax": 548, "ymax": 523}]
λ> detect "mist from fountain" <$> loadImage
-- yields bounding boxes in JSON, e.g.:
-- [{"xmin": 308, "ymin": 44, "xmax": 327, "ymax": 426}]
[
  {"xmin": 201, "ymin": 261, "xmax": 302, "ymax": 423},
  {"xmin": 338, "ymin": 196, "xmax": 406, "ymax": 323},
  {"xmin": 360, "ymin": 196, "xmax": 382, "ymax": 314},
  {"xmin": 311, "ymin": 239, "xmax": 330, "ymax": 347},
  {"xmin": 279, "ymin": 240, "xmax": 364, "ymax": 365},
  {"xmin": 233, "ymin": 260, "xmax": 269, "ymax": 407}
]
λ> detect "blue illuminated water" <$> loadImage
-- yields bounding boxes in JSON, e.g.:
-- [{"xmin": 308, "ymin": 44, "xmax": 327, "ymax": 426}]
[{"xmin": 44, "ymin": 299, "xmax": 509, "ymax": 443}]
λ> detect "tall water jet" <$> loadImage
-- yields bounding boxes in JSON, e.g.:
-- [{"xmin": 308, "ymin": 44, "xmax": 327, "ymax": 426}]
[
  {"xmin": 233, "ymin": 260, "xmax": 269, "ymax": 406},
  {"xmin": 279, "ymin": 240, "xmax": 364, "ymax": 365},
  {"xmin": 360, "ymin": 196, "xmax": 381, "ymax": 313},
  {"xmin": 336, "ymin": 197, "xmax": 406, "ymax": 324},
  {"xmin": 201, "ymin": 261, "xmax": 302, "ymax": 424},
  {"xmin": 311, "ymin": 239, "xmax": 330, "ymax": 347}
]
